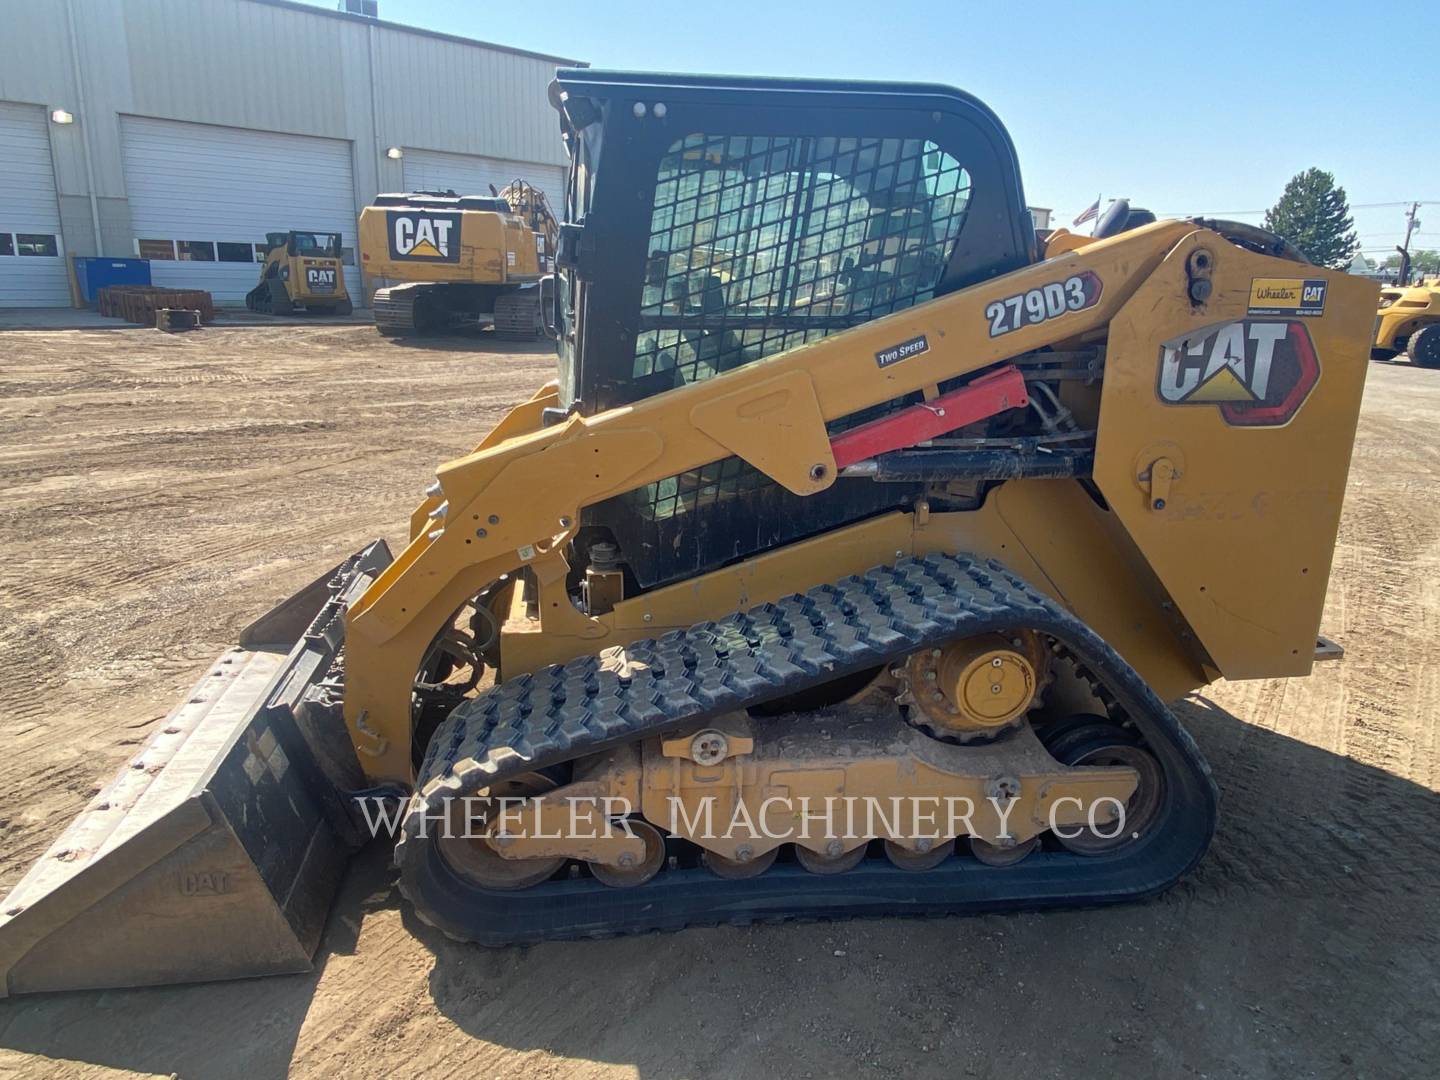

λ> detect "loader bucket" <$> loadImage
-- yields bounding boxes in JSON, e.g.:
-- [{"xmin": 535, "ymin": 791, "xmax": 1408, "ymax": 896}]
[{"xmin": 0, "ymin": 541, "xmax": 393, "ymax": 997}]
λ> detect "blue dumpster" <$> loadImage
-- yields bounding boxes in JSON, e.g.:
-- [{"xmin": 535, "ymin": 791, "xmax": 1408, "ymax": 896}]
[{"xmin": 73, "ymin": 257, "xmax": 152, "ymax": 305}]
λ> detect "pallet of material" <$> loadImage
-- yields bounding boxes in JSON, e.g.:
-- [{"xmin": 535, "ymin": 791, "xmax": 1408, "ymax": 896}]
[
  {"xmin": 156, "ymin": 308, "xmax": 202, "ymax": 333},
  {"xmin": 97, "ymin": 286, "xmax": 215, "ymax": 324}
]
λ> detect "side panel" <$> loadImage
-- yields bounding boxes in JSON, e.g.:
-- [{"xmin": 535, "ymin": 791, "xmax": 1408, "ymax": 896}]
[
  {"xmin": 345, "ymin": 224, "xmax": 1199, "ymax": 784},
  {"xmin": 501, "ymin": 493, "xmax": 1207, "ymax": 704},
  {"xmin": 286, "ymin": 256, "xmax": 347, "ymax": 303},
  {"xmin": 1094, "ymin": 232, "xmax": 1375, "ymax": 678}
]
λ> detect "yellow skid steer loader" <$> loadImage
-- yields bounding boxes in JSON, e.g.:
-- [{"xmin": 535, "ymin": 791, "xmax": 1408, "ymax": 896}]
[
  {"xmin": 0, "ymin": 70, "xmax": 1375, "ymax": 995},
  {"xmin": 245, "ymin": 231, "xmax": 353, "ymax": 316}
]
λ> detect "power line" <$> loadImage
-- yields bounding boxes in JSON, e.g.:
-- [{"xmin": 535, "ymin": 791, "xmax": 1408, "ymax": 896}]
[
  {"xmin": 1154, "ymin": 199, "xmax": 1440, "ymax": 217},
  {"xmin": 1154, "ymin": 209, "xmax": 1266, "ymax": 218}
]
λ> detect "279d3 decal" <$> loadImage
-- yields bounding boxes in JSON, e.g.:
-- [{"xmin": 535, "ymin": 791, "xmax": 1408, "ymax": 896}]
[
  {"xmin": 985, "ymin": 270, "xmax": 1102, "ymax": 337},
  {"xmin": 1157, "ymin": 319, "xmax": 1319, "ymax": 427}
]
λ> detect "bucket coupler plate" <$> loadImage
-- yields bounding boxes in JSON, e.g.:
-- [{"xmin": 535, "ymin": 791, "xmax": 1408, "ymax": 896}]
[{"xmin": 0, "ymin": 541, "xmax": 392, "ymax": 996}]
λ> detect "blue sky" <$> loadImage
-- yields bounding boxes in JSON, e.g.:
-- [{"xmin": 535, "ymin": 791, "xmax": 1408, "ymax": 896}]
[{"xmin": 331, "ymin": 0, "xmax": 1440, "ymax": 260}]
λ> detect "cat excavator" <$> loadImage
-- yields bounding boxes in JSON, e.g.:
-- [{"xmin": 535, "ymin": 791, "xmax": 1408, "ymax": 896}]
[
  {"xmin": 0, "ymin": 70, "xmax": 1375, "ymax": 995},
  {"xmin": 361, "ymin": 180, "xmax": 558, "ymax": 337}
]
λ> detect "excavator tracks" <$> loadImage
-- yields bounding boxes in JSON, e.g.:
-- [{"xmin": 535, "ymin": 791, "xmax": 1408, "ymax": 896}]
[
  {"xmin": 492, "ymin": 288, "xmax": 544, "ymax": 339},
  {"xmin": 374, "ymin": 283, "xmax": 541, "ymax": 337},
  {"xmin": 395, "ymin": 554, "xmax": 1218, "ymax": 944},
  {"xmin": 372, "ymin": 284, "xmax": 427, "ymax": 335}
]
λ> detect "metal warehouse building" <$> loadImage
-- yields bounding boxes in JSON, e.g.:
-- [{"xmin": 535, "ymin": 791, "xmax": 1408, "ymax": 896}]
[{"xmin": 0, "ymin": 0, "xmax": 580, "ymax": 307}]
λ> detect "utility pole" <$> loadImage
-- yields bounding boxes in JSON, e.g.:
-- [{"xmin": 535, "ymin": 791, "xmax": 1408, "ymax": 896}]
[{"xmin": 1397, "ymin": 202, "xmax": 1421, "ymax": 285}]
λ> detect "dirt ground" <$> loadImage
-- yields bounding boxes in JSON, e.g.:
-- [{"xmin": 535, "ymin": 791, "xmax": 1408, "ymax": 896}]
[{"xmin": 0, "ymin": 324, "xmax": 1435, "ymax": 1079}]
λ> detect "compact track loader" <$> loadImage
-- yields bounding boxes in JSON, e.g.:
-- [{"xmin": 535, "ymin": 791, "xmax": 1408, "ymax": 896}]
[
  {"xmin": 0, "ymin": 70, "xmax": 1376, "ymax": 995},
  {"xmin": 244, "ymin": 231, "xmax": 353, "ymax": 316}
]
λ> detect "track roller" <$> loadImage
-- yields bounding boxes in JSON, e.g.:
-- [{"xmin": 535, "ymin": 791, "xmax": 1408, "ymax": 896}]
[
  {"xmin": 703, "ymin": 847, "xmax": 779, "ymax": 879},
  {"xmin": 589, "ymin": 820, "xmax": 666, "ymax": 888},
  {"xmin": 795, "ymin": 842, "xmax": 868, "ymax": 875},
  {"xmin": 883, "ymin": 838, "xmax": 956, "ymax": 871},
  {"xmin": 970, "ymin": 837, "xmax": 1038, "ymax": 867}
]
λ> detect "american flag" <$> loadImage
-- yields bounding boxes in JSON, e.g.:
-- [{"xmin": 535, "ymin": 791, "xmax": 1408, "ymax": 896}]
[{"xmin": 1072, "ymin": 198, "xmax": 1101, "ymax": 227}]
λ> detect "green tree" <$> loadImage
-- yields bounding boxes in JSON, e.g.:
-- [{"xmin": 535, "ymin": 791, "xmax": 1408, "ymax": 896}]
[
  {"xmin": 1263, "ymin": 168, "xmax": 1360, "ymax": 270},
  {"xmin": 1383, "ymin": 249, "xmax": 1440, "ymax": 275}
]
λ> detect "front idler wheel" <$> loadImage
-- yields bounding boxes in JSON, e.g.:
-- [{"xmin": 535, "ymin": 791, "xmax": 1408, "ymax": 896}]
[{"xmin": 435, "ymin": 773, "xmax": 566, "ymax": 891}]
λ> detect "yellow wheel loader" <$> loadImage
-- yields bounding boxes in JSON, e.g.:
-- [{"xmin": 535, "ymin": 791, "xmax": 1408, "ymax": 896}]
[
  {"xmin": 361, "ymin": 180, "xmax": 558, "ymax": 337},
  {"xmin": 244, "ymin": 231, "xmax": 353, "ymax": 316},
  {"xmin": 1373, "ymin": 282, "xmax": 1440, "ymax": 365},
  {"xmin": 0, "ymin": 70, "xmax": 1377, "ymax": 995}
]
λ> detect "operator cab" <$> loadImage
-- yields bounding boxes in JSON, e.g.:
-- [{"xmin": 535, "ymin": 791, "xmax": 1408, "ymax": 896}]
[
  {"xmin": 290, "ymin": 232, "xmax": 342, "ymax": 258},
  {"xmin": 548, "ymin": 70, "xmax": 1036, "ymax": 591},
  {"xmin": 263, "ymin": 231, "xmax": 342, "ymax": 258}
]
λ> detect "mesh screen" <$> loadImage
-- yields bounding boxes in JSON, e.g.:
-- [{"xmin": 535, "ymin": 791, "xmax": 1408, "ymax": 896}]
[
  {"xmin": 634, "ymin": 133, "xmax": 971, "ymax": 386},
  {"xmin": 633, "ymin": 132, "xmax": 972, "ymax": 520}
]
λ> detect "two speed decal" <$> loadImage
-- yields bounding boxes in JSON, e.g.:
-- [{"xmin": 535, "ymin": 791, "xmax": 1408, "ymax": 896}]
[{"xmin": 985, "ymin": 271, "xmax": 1103, "ymax": 337}]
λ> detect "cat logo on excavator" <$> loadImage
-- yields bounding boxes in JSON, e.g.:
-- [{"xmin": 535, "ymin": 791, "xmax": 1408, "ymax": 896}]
[
  {"xmin": 386, "ymin": 211, "xmax": 460, "ymax": 262},
  {"xmin": 1157, "ymin": 320, "xmax": 1320, "ymax": 426}
]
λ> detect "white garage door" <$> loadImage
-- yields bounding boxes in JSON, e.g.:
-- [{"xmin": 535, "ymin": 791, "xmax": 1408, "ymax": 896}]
[
  {"xmin": 0, "ymin": 102, "xmax": 69, "ymax": 308},
  {"xmin": 402, "ymin": 148, "xmax": 565, "ymax": 219},
  {"xmin": 121, "ymin": 117, "xmax": 356, "ymax": 305}
]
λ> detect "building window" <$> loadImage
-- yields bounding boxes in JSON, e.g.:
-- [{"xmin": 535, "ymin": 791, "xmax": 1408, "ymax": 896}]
[
  {"xmin": 253, "ymin": 244, "xmax": 268, "ymax": 262},
  {"xmin": 0, "ymin": 234, "xmax": 13, "ymax": 257},
  {"xmin": 16, "ymin": 234, "xmax": 59, "ymax": 257},
  {"xmin": 138, "ymin": 239, "xmax": 176, "ymax": 260},
  {"xmin": 217, "ymin": 242, "xmax": 255, "ymax": 263},
  {"xmin": 341, "ymin": 246, "xmax": 355, "ymax": 265},
  {"xmin": 177, "ymin": 241, "xmax": 215, "ymax": 261}
]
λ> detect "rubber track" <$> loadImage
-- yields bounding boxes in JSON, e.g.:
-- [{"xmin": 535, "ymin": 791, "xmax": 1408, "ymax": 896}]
[{"xmin": 395, "ymin": 553, "xmax": 1219, "ymax": 943}]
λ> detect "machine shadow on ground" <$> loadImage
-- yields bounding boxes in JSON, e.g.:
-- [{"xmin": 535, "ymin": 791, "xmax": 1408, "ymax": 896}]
[{"xmin": 2, "ymin": 696, "xmax": 1435, "ymax": 1078}]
